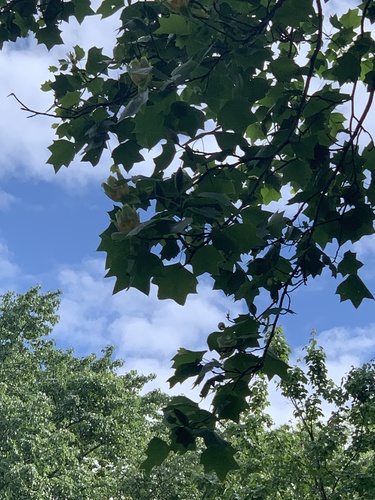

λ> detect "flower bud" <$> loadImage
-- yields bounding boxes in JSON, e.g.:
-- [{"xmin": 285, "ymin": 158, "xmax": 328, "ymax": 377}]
[
  {"xmin": 101, "ymin": 174, "xmax": 129, "ymax": 202},
  {"xmin": 114, "ymin": 204, "xmax": 140, "ymax": 234},
  {"xmin": 128, "ymin": 57, "xmax": 152, "ymax": 89},
  {"xmin": 166, "ymin": 0, "xmax": 189, "ymax": 14}
]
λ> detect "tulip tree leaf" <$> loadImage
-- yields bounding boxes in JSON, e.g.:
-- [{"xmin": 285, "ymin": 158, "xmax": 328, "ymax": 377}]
[
  {"xmin": 141, "ymin": 438, "xmax": 170, "ymax": 475},
  {"xmin": 152, "ymin": 265, "xmax": 198, "ymax": 305},
  {"xmin": 200, "ymin": 445, "xmax": 240, "ymax": 481},
  {"xmin": 336, "ymin": 275, "xmax": 374, "ymax": 309},
  {"xmin": 47, "ymin": 140, "xmax": 76, "ymax": 172}
]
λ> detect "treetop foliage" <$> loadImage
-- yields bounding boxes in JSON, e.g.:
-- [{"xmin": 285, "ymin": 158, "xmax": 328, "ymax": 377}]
[
  {"xmin": 0, "ymin": 287, "xmax": 164, "ymax": 498},
  {"xmin": 1, "ymin": 287, "xmax": 374, "ymax": 498},
  {"xmin": 2, "ymin": 0, "xmax": 375, "ymax": 478},
  {"xmin": 220, "ymin": 335, "xmax": 375, "ymax": 499}
]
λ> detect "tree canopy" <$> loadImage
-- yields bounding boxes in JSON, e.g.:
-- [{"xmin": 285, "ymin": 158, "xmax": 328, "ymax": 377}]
[
  {"xmin": 220, "ymin": 336, "xmax": 375, "ymax": 499},
  {"xmin": 1, "ymin": 289, "xmax": 373, "ymax": 498},
  {"xmin": 2, "ymin": 0, "xmax": 375, "ymax": 478},
  {"xmin": 0, "ymin": 287, "xmax": 165, "ymax": 498}
]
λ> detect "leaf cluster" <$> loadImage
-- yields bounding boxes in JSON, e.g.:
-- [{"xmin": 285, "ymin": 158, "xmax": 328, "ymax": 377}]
[
  {"xmin": 0, "ymin": 0, "xmax": 94, "ymax": 49},
  {"xmin": 0, "ymin": 287, "xmax": 166, "ymax": 498},
  {"xmin": 4, "ymin": 0, "xmax": 375, "ymax": 479}
]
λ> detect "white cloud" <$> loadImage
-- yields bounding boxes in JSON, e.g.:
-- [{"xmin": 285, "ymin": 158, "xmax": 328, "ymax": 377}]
[
  {"xmin": 0, "ymin": 11, "xmax": 121, "ymax": 191},
  {"xmin": 109, "ymin": 284, "xmax": 233, "ymax": 357},
  {"xmin": 0, "ymin": 189, "xmax": 17, "ymax": 211},
  {"xmin": 0, "ymin": 242, "xmax": 19, "ymax": 279},
  {"xmin": 0, "ymin": 0, "xmax": 373, "ymax": 425},
  {"xmin": 48, "ymin": 253, "xmax": 375, "ymax": 428},
  {"xmin": 51, "ymin": 257, "xmax": 242, "ymax": 395},
  {"xmin": 266, "ymin": 381, "xmax": 295, "ymax": 425},
  {"xmin": 314, "ymin": 325, "xmax": 375, "ymax": 382},
  {"xmin": 0, "ymin": 241, "xmax": 26, "ymax": 293},
  {"xmin": 354, "ymin": 234, "xmax": 375, "ymax": 258},
  {"xmin": 47, "ymin": 253, "xmax": 375, "ymax": 419},
  {"xmin": 317, "ymin": 324, "xmax": 375, "ymax": 357},
  {"xmin": 289, "ymin": 325, "xmax": 375, "ymax": 391}
]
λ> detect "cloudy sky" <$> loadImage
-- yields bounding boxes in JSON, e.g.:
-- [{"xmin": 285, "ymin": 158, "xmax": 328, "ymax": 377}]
[{"xmin": 0, "ymin": 0, "xmax": 374, "ymax": 422}]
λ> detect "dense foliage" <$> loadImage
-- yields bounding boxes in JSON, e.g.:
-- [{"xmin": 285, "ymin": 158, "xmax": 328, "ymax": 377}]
[
  {"xmin": 0, "ymin": 0, "xmax": 94, "ymax": 49},
  {"xmin": 220, "ymin": 336, "xmax": 375, "ymax": 499},
  {"xmin": 0, "ymin": 287, "xmax": 218, "ymax": 499},
  {"xmin": 2, "ymin": 0, "xmax": 375, "ymax": 476},
  {"xmin": 0, "ymin": 287, "xmax": 158, "ymax": 497},
  {"xmin": 0, "ymin": 289, "xmax": 373, "ymax": 498}
]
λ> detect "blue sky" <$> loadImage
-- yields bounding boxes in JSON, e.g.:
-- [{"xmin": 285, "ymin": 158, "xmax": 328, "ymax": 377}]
[{"xmin": 1, "ymin": 0, "xmax": 375, "ymax": 422}]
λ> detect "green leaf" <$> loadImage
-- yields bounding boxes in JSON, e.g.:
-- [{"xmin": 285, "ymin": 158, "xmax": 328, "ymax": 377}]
[
  {"xmin": 337, "ymin": 251, "xmax": 363, "ymax": 276},
  {"xmin": 171, "ymin": 348, "xmax": 206, "ymax": 369},
  {"xmin": 141, "ymin": 437, "xmax": 170, "ymax": 474},
  {"xmin": 168, "ymin": 59, "xmax": 198, "ymax": 86},
  {"xmin": 215, "ymin": 131, "xmax": 248, "ymax": 151},
  {"xmin": 166, "ymin": 101, "xmax": 204, "ymax": 136},
  {"xmin": 191, "ymin": 245, "xmax": 224, "ymax": 276},
  {"xmin": 128, "ymin": 252, "xmax": 163, "ymax": 295},
  {"xmin": 330, "ymin": 53, "xmax": 361, "ymax": 84},
  {"xmin": 275, "ymin": 0, "xmax": 314, "ymax": 27},
  {"xmin": 59, "ymin": 90, "xmax": 81, "ymax": 107},
  {"xmin": 73, "ymin": 45, "xmax": 85, "ymax": 61},
  {"xmin": 161, "ymin": 239, "xmax": 180, "ymax": 260},
  {"xmin": 171, "ymin": 426, "xmax": 196, "ymax": 452},
  {"xmin": 220, "ymin": 224, "xmax": 264, "ymax": 254},
  {"xmin": 47, "ymin": 140, "xmax": 76, "ymax": 172},
  {"xmin": 270, "ymin": 57, "xmax": 300, "ymax": 82},
  {"xmin": 134, "ymin": 108, "xmax": 164, "ymax": 149},
  {"xmin": 336, "ymin": 275, "xmax": 374, "ymax": 309},
  {"xmin": 197, "ymin": 192, "xmax": 233, "ymax": 207},
  {"xmin": 261, "ymin": 186, "xmax": 282, "ymax": 205},
  {"xmin": 86, "ymin": 46, "xmax": 109, "ymax": 74},
  {"xmin": 112, "ymin": 141, "xmax": 144, "ymax": 171},
  {"xmin": 156, "ymin": 15, "xmax": 191, "ymax": 35},
  {"xmin": 168, "ymin": 362, "xmax": 202, "ymax": 388},
  {"xmin": 262, "ymin": 350, "xmax": 290, "ymax": 381},
  {"xmin": 154, "ymin": 141, "xmax": 176, "ymax": 174},
  {"xmin": 200, "ymin": 445, "xmax": 239, "ymax": 481},
  {"xmin": 74, "ymin": 0, "xmax": 94, "ymax": 23},
  {"xmin": 340, "ymin": 8, "xmax": 361, "ymax": 29},
  {"xmin": 217, "ymin": 98, "xmax": 256, "ymax": 134},
  {"xmin": 213, "ymin": 391, "xmax": 249, "ymax": 422},
  {"xmin": 223, "ymin": 353, "xmax": 259, "ymax": 374},
  {"xmin": 152, "ymin": 265, "xmax": 198, "ymax": 305},
  {"xmin": 97, "ymin": 0, "xmax": 124, "ymax": 18},
  {"xmin": 35, "ymin": 24, "xmax": 63, "ymax": 49}
]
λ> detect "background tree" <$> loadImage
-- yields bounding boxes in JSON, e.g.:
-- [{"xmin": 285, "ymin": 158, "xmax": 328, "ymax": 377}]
[
  {"xmin": 218, "ymin": 335, "xmax": 375, "ymax": 499},
  {"xmin": 0, "ymin": 286, "xmax": 171, "ymax": 499},
  {"xmin": 140, "ymin": 332, "xmax": 375, "ymax": 499},
  {"xmin": 2, "ymin": 0, "xmax": 375, "ymax": 477},
  {"xmin": 1, "ymin": 291, "xmax": 373, "ymax": 499},
  {"xmin": 0, "ymin": 286, "xmax": 232, "ymax": 499}
]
